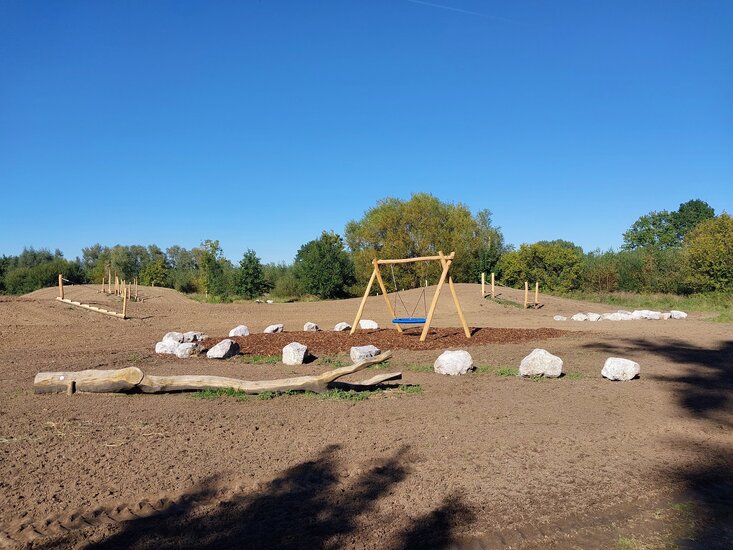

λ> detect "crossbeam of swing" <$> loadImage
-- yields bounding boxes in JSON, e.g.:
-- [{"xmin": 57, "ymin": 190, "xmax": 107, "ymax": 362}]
[{"xmin": 376, "ymin": 253, "xmax": 454, "ymax": 265}]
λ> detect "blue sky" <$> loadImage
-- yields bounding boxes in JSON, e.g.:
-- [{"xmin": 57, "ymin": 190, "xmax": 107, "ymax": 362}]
[{"xmin": 1, "ymin": 1, "xmax": 731, "ymax": 263}]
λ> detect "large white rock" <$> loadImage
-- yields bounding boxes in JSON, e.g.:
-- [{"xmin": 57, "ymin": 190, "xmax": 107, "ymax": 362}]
[
  {"xmin": 601, "ymin": 357, "xmax": 640, "ymax": 381},
  {"xmin": 553, "ymin": 315, "xmax": 567, "ymax": 321},
  {"xmin": 670, "ymin": 310, "xmax": 688, "ymax": 319},
  {"xmin": 334, "ymin": 322, "xmax": 351, "ymax": 332},
  {"xmin": 647, "ymin": 311, "xmax": 662, "ymax": 320},
  {"xmin": 175, "ymin": 343, "xmax": 200, "ymax": 358},
  {"xmin": 229, "ymin": 325, "xmax": 250, "ymax": 337},
  {"xmin": 264, "ymin": 324, "xmax": 284, "ymax": 334},
  {"xmin": 631, "ymin": 310, "xmax": 649, "ymax": 320},
  {"xmin": 155, "ymin": 340, "xmax": 178, "ymax": 354},
  {"xmin": 206, "ymin": 339, "xmax": 240, "ymax": 359},
  {"xmin": 586, "ymin": 313, "xmax": 601, "ymax": 322},
  {"xmin": 434, "ymin": 350, "xmax": 473, "ymax": 376},
  {"xmin": 571, "ymin": 313, "xmax": 588, "ymax": 321},
  {"xmin": 519, "ymin": 349, "xmax": 563, "ymax": 378},
  {"xmin": 163, "ymin": 331, "xmax": 184, "ymax": 343},
  {"xmin": 282, "ymin": 342, "xmax": 308, "ymax": 365},
  {"xmin": 359, "ymin": 319, "xmax": 379, "ymax": 330},
  {"xmin": 303, "ymin": 322, "xmax": 319, "ymax": 332},
  {"xmin": 661, "ymin": 312, "xmax": 672, "ymax": 320},
  {"xmin": 183, "ymin": 331, "xmax": 207, "ymax": 343},
  {"xmin": 350, "ymin": 345, "xmax": 381, "ymax": 362}
]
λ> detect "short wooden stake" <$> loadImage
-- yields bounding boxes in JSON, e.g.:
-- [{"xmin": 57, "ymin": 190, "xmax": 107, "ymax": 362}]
[
  {"xmin": 491, "ymin": 272, "xmax": 495, "ymax": 299},
  {"xmin": 535, "ymin": 281, "xmax": 539, "ymax": 306},
  {"xmin": 122, "ymin": 288, "xmax": 128, "ymax": 319},
  {"xmin": 135, "ymin": 278, "xmax": 138, "ymax": 300},
  {"xmin": 524, "ymin": 281, "xmax": 529, "ymax": 309},
  {"xmin": 101, "ymin": 276, "xmax": 105, "ymax": 291},
  {"xmin": 481, "ymin": 272, "xmax": 485, "ymax": 297},
  {"xmin": 58, "ymin": 273, "xmax": 64, "ymax": 300},
  {"xmin": 108, "ymin": 268, "xmax": 112, "ymax": 293}
]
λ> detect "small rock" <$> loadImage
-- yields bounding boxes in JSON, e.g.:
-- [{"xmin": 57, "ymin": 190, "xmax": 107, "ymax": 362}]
[
  {"xmin": 519, "ymin": 349, "xmax": 563, "ymax": 378},
  {"xmin": 183, "ymin": 331, "xmax": 207, "ymax": 343},
  {"xmin": 670, "ymin": 310, "xmax": 688, "ymax": 319},
  {"xmin": 303, "ymin": 322, "xmax": 319, "ymax": 332},
  {"xmin": 553, "ymin": 315, "xmax": 567, "ymax": 321},
  {"xmin": 334, "ymin": 322, "xmax": 352, "ymax": 332},
  {"xmin": 359, "ymin": 319, "xmax": 379, "ymax": 330},
  {"xmin": 229, "ymin": 325, "xmax": 250, "ymax": 337},
  {"xmin": 282, "ymin": 342, "xmax": 308, "ymax": 365},
  {"xmin": 206, "ymin": 339, "xmax": 240, "ymax": 359},
  {"xmin": 350, "ymin": 345, "xmax": 381, "ymax": 362},
  {"xmin": 647, "ymin": 311, "xmax": 662, "ymax": 320},
  {"xmin": 163, "ymin": 331, "xmax": 184, "ymax": 343},
  {"xmin": 266, "ymin": 300, "xmax": 274, "ymax": 304},
  {"xmin": 264, "ymin": 324, "xmax": 284, "ymax": 333},
  {"xmin": 586, "ymin": 313, "xmax": 601, "ymax": 322},
  {"xmin": 661, "ymin": 312, "xmax": 672, "ymax": 320},
  {"xmin": 602, "ymin": 312, "xmax": 631, "ymax": 321},
  {"xmin": 434, "ymin": 350, "xmax": 473, "ymax": 376},
  {"xmin": 601, "ymin": 357, "xmax": 640, "ymax": 381},
  {"xmin": 155, "ymin": 340, "xmax": 178, "ymax": 354},
  {"xmin": 571, "ymin": 313, "xmax": 588, "ymax": 321},
  {"xmin": 175, "ymin": 343, "xmax": 200, "ymax": 358}
]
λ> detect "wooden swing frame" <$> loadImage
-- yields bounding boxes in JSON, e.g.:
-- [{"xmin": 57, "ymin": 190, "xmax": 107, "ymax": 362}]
[{"xmin": 350, "ymin": 251, "xmax": 471, "ymax": 342}]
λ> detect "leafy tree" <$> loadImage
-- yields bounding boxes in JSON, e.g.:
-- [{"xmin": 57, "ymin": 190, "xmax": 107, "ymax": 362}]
[
  {"xmin": 622, "ymin": 210, "xmax": 678, "ymax": 250},
  {"xmin": 345, "ymin": 193, "xmax": 505, "ymax": 290},
  {"xmin": 195, "ymin": 240, "xmax": 227, "ymax": 297},
  {"xmin": 581, "ymin": 250, "xmax": 620, "ymax": 292},
  {"xmin": 672, "ymin": 199, "xmax": 715, "ymax": 241},
  {"xmin": 681, "ymin": 213, "xmax": 733, "ymax": 293},
  {"xmin": 293, "ymin": 232, "xmax": 355, "ymax": 299},
  {"xmin": 236, "ymin": 249, "xmax": 267, "ymax": 299},
  {"xmin": 497, "ymin": 240, "xmax": 584, "ymax": 292},
  {"xmin": 139, "ymin": 258, "xmax": 169, "ymax": 287}
]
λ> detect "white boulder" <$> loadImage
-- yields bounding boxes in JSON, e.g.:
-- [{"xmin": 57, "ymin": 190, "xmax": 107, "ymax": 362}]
[
  {"xmin": 266, "ymin": 299, "xmax": 274, "ymax": 304},
  {"xmin": 155, "ymin": 340, "xmax": 178, "ymax": 354},
  {"xmin": 601, "ymin": 357, "xmax": 640, "ymax": 381},
  {"xmin": 183, "ymin": 331, "xmax": 207, "ymax": 343},
  {"xmin": 670, "ymin": 310, "xmax": 688, "ymax": 319},
  {"xmin": 334, "ymin": 322, "xmax": 352, "ymax": 332},
  {"xmin": 553, "ymin": 315, "xmax": 567, "ymax": 321},
  {"xmin": 282, "ymin": 342, "xmax": 308, "ymax": 365},
  {"xmin": 359, "ymin": 319, "xmax": 379, "ymax": 330},
  {"xmin": 303, "ymin": 322, "xmax": 319, "ymax": 332},
  {"xmin": 163, "ymin": 331, "xmax": 184, "ymax": 343},
  {"xmin": 661, "ymin": 312, "xmax": 672, "ymax": 320},
  {"xmin": 350, "ymin": 345, "xmax": 381, "ymax": 362},
  {"xmin": 175, "ymin": 343, "xmax": 200, "ymax": 358},
  {"xmin": 434, "ymin": 350, "xmax": 473, "ymax": 376},
  {"xmin": 228, "ymin": 325, "xmax": 250, "ymax": 337},
  {"xmin": 571, "ymin": 313, "xmax": 588, "ymax": 321},
  {"xmin": 519, "ymin": 349, "xmax": 563, "ymax": 378},
  {"xmin": 206, "ymin": 339, "xmax": 240, "ymax": 359},
  {"xmin": 264, "ymin": 324, "xmax": 284, "ymax": 334},
  {"xmin": 586, "ymin": 313, "xmax": 601, "ymax": 322}
]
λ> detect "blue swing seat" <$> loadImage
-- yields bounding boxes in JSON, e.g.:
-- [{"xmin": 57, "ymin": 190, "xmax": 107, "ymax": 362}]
[{"xmin": 392, "ymin": 317, "xmax": 427, "ymax": 325}]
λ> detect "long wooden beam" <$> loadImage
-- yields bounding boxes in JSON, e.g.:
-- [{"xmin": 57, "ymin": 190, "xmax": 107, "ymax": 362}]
[
  {"xmin": 376, "ymin": 252, "xmax": 455, "ymax": 265},
  {"xmin": 419, "ymin": 251, "xmax": 452, "ymax": 342},
  {"xmin": 56, "ymin": 297, "xmax": 126, "ymax": 319},
  {"xmin": 350, "ymin": 265, "xmax": 378, "ymax": 335}
]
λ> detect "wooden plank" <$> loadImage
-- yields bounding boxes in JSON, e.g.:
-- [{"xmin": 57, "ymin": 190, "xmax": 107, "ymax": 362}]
[
  {"xmin": 373, "ymin": 260, "xmax": 403, "ymax": 333},
  {"xmin": 376, "ymin": 252, "xmax": 455, "ymax": 265},
  {"xmin": 56, "ymin": 297, "xmax": 125, "ymax": 319},
  {"xmin": 420, "ymin": 251, "xmax": 452, "ymax": 342},
  {"xmin": 350, "ymin": 265, "xmax": 378, "ymax": 335}
]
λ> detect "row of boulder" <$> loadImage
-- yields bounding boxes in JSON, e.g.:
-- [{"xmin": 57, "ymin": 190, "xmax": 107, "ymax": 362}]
[
  {"xmin": 555, "ymin": 310, "xmax": 688, "ymax": 322},
  {"xmin": 228, "ymin": 319, "xmax": 378, "ymax": 337}
]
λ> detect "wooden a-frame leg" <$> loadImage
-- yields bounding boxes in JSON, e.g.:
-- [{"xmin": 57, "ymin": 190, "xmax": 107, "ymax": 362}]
[
  {"xmin": 420, "ymin": 251, "xmax": 452, "ymax": 342},
  {"xmin": 373, "ymin": 261, "xmax": 403, "ymax": 333},
  {"xmin": 350, "ymin": 265, "xmax": 378, "ymax": 334}
]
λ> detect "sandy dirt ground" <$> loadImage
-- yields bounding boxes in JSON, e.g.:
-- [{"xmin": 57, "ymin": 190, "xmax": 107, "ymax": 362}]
[{"xmin": 0, "ymin": 283, "xmax": 731, "ymax": 549}]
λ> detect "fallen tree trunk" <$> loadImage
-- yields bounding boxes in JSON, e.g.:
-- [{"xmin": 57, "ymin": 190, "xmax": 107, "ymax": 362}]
[{"xmin": 33, "ymin": 351, "xmax": 394, "ymax": 395}]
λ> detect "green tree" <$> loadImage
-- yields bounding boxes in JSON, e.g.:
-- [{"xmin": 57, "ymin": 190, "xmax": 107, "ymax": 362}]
[
  {"xmin": 681, "ymin": 213, "xmax": 733, "ymax": 293},
  {"xmin": 672, "ymin": 199, "xmax": 715, "ymax": 241},
  {"xmin": 195, "ymin": 240, "xmax": 226, "ymax": 297},
  {"xmin": 345, "ymin": 193, "xmax": 505, "ymax": 290},
  {"xmin": 139, "ymin": 258, "xmax": 169, "ymax": 287},
  {"xmin": 236, "ymin": 249, "xmax": 267, "ymax": 299},
  {"xmin": 622, "ymin": 210, "xmax": 677, "ymax": 250},
  {"xmin": 497, "ymin": 240, "xmax": 584, "ymax": 292},
  {"xmin": 293, "ymin": 232, "xmax": 355, "ymax": 299}
]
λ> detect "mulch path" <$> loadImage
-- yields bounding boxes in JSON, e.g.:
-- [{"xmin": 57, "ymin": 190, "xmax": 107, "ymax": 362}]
[{"xmin": 217, "ymin": 327, "xmax": 569, "ymax": 356}]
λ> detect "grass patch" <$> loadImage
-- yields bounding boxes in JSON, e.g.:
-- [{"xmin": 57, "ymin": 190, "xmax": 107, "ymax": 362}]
[
  {"xmin": 399, "ymin": 384, "xmax": 423, "ymax": 395},
  {"xmin": 191, "ymin": 388, "xmax": 249, "ymax": 401},
  {"xmin": 488, "ymin": 296, "xmax": 524, "ymax": 309},
  {"xmin": 368, "ymin": 359, "xmax": 391, "ymax": 370},
  {"xmin": 406, "ymin": 364, "xmax": 433, "ymax": 373},
  {"xmin": 494, "ymin": 367, "xmax": 519, "ymax": 377},
  {"xmin": 309, "ymin": 388, "xmax": 373, "ymax": 401},
  {"xmin": 563, "ymin": 371, "xmax": 584, "ymax": 380},
  {"xmin": 559, "ymin": 290, "xmax": 733, "ymax": 323},
  {"xmin": 317, "ymin": 356, "xmax": 348, "ymax": 368},
  {"xmin": 239, "ymin": 354, "xmax": 280, "ymax": 365}
]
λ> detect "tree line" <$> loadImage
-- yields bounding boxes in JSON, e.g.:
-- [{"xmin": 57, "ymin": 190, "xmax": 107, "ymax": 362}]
[{"xmin": 0, "ymin": 195, "xmax": 729, "ymax": 299}]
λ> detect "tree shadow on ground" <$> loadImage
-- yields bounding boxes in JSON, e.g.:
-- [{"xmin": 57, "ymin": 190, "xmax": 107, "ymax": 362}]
[
  {"xmin": 583, "ymin": 338, "xmax": 733, "ymax": 547},
  {"xmin": 38, "ymin": 444, "xmax": 474, "ymax": 549}
]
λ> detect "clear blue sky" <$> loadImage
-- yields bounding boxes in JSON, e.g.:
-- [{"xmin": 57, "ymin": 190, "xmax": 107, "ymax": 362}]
[{"xmin": 1, "ymin": 1, "xmax": 731, "ymax": 264}]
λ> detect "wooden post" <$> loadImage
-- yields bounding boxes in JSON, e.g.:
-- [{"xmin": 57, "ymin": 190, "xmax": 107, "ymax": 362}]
[
  {"xmin": 122, "ymin": 287, "xmax": 128, "ymax": 319},
  {"xmin": 101, "ymin": 276, "xmax": 105, "ymax": 291},
  {"xmin": 58, "ymin": 273, "xmax": 64, "ymax": 300},
  {"xmin": 115, "ymin": 275, "xmax": 119, "ymax": 296},
  {"xmin": 373, "ymin": 260, "xmax": 403, "ymax": 333},
  {"xmin": 135, "ymin": 278, "xmax": 138, "ymax": 300},
  {"xmin": 491, "ymin": 272, "xmax": 495, "ymax": 299},
  {"xmin": 535, "ymin": 281, "xmax": 539, "ymax": 306},
  {"xmin": 420, "ymin": 251, "xmax": 453, "ymax": 342},
  {"xmin": 350, "ymin": 266, "xmax": 378, "ymax": 334},
  {"xmin": 481, "ymin": 272, "xmax": 485, "ymax": 297},
  {"xmin": 447, "ymin": 275, "xmax": 471, "ymax": 338},
  {"xmin": 524, "ymin": 281, "xmax": 529, "ymax": 309},
  {"xmin": 107, "ymin": 268, "xmax": 112, "ymax": 293}
]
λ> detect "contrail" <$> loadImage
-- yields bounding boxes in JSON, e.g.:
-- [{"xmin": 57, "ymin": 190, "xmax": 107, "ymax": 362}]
[{"xmin": 405, "ymin": 0, "xmax": 513, "ymax": 22}]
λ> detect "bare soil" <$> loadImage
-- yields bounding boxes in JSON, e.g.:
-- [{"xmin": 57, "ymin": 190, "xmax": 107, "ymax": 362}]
[{"xmin": 0, "ymin": 283, "xmax": 731, "ymax": 549}]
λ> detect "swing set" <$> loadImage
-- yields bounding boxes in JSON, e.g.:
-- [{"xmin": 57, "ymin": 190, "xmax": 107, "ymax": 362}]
[{"xmin": 350, "ymin": 251, "xmax": 471, "ymax": 342}]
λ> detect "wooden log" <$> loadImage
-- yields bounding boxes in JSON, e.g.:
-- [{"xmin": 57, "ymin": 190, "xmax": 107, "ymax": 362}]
[
  {"xmin": 481, "ymin": 272, "xmax": 485, "ymax": 297},
  {"xmin": 491, "ymin": 272, "xmax": 495, "ymax": 299},
  {"xmin": 34, "ymin": 367, "xmax": 144, "ymax": 394},
  {"xmin": 58, "ymin": 273, "xmax": 64, "ymax": 299},
  {"xmin": 376, "ymin": 252, "xmax": 455, "ymax": 265},
  {"xmin": 535, "ymin": 281, "xmax": 539, "ymax": 306},
  {"xmin": 524, "ymin": 281, "xmax": 529, "ymax": 309},
  {"xmin": 122, "ymin": 288, "xmax": 128, "ymax": 318},
  {"xmin": 138, "ymin": 351, "xmax": 393, "ymax": 394},
  {"xmin": 350, "ymin": 266, "xmax": 378, "ymax": 335},
  {"xmin": 329, "ymin": 371, "xmax": 402, "ymax": 390},
  {"xmin": 56, "ymin": 297, "xmax": 125, "ymax": 318},
  {"xmin": 420, "ymin": 252, "xmax": 452, "ymax": 342}
]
